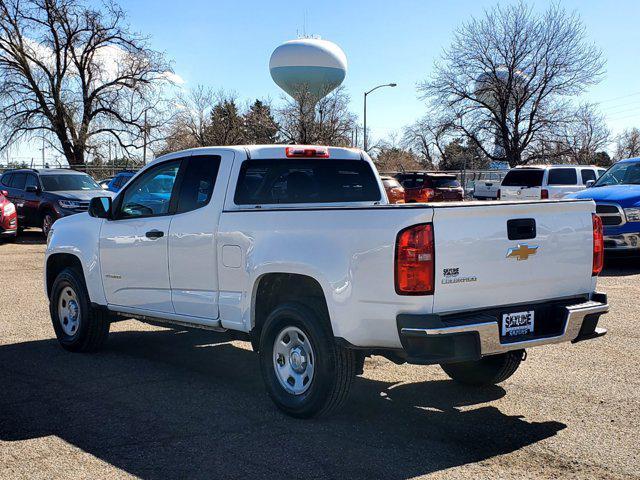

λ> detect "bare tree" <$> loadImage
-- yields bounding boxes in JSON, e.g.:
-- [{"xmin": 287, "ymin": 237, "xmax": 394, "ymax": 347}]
[
  {"xmin": 418, "ymin": 3, "xmax": 604, "ymax": 167},
  {"xmin": 402, "ymin": 110, "xmax": 455, "ymax": 167},
  {"xmin": 0, "ymin": 0, "xmax": 173, "ymax": 166},
  {"xmin": 277, "ymin": 86, "xmax": 356, "ymax": 146},
  {"xmin": 375, "ymin": 132, "xmax": 430, "ymax": 173},
  {"xmin": 175, "ymin": 85, "xmax": 215, "ymax": 147},
  {"xmin": 614, "ymin": 128, "xmax": 640, "ymax": 160},
  {"xmin": 556, "ymin": 104, "xmax": 610, "ymax": 164}
]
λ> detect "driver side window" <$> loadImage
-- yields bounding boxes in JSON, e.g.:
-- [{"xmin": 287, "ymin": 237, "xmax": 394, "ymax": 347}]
[{"xmin": 118, "ymin": 160, "xmax": 180, "ymax": 218}]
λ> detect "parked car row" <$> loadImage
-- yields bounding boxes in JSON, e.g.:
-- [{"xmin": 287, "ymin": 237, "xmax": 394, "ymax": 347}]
[
  {"xmin": 0, "ymin": 168, "xmax": 115, "ymax": 237},
  {"xmin": 381, "ymin": 172, "xmax": 464, "ymax": 204}
]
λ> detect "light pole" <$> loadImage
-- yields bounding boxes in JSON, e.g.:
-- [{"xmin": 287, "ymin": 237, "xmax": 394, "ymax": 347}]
[{"xmin": 363, "ymin": 83, "xmax": 396, "ymax": 152}]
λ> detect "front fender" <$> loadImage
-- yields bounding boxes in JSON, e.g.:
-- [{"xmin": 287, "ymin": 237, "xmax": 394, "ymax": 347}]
[{"xmin": 45, "ymin": 213, "xmax": 105, "ymax": 305}]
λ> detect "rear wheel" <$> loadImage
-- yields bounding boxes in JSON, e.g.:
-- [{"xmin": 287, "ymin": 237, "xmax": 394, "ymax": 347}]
[
  {"xmin": 258, "ymin": 302, "xmax": 356, "ymax": 418},
  {"xmin": 440, "ymin": 350, "xmax": 524, "ymax": 386},
  {"xmin": 50, "ymin": 267, "xmax": 110, "ymax": 352}
]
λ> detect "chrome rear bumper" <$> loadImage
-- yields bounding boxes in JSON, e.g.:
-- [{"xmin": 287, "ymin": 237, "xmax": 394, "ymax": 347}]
[{"xmin": 398, "ymin": 293, "xmax": 609, "ymax": 363}]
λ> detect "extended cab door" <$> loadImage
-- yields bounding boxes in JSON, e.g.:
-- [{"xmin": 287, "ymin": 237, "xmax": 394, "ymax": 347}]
[
  {"xmin": 167, "ymin": 152, "xmax": 232, "ymax": 320},
  {"xmin": 99, "ymin": 159, "xmax": 182, "ymax": 313}
]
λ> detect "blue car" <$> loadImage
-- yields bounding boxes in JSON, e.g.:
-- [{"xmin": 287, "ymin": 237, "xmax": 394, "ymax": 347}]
[
  {"xmin": 566, "ymin": 157, "xmax": 640, "ymax": 254},
  {"xmin": 106, "ymin": 171, "xmax": 136, "ymax": 192}
]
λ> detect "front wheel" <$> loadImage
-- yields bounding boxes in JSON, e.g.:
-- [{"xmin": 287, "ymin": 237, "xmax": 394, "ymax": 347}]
[
  {"xmin": 50, "ymin": 267, "xmax": 110, "ymax": 352},
  {"xmin": 258, "ymin": 303, "xmax": 356, "ymax": 418},
  {"xmin": 440, "ymin": 350, "xmax": 524, "ymax": 386},
  {"xmin": 42, "ymin": 212, "xmax": 56, "ymax": 237}
]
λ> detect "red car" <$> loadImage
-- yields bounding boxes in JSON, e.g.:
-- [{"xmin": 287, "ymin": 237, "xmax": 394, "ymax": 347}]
[
  {"xmin": 0, "ymin": 190, "xmax": 17, "ymax": 240},
  {"xmin": 380, "ymin": 176, "xmax": 405, "ymax": 204},
  {"xmin": 394, "ymin": 172, "xmax": 464, "ymax": 203}
]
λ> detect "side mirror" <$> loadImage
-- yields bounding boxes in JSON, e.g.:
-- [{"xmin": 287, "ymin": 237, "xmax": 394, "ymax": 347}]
[
  {"xmin": 88, "ymin": 196, "xmax": 112, "ymax": 219},
  {"xmin": 586, "ymin": 180, "xmax": 595, "ymax": 188},
  {"xmin": 25, "ymin": 185, "xmax": 40, "ymax": 193}
]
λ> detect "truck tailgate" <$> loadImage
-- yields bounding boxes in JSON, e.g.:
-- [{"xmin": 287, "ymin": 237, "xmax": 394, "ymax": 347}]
[{"xmin": 432, "ymin": 200, "xmax": 595, "ymax": 313}]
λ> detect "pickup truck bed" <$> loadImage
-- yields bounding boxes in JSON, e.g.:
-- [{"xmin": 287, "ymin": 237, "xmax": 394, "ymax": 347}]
[{"xmin": 45, "ymin": 145, "xmax": 609, "ymax": 417}]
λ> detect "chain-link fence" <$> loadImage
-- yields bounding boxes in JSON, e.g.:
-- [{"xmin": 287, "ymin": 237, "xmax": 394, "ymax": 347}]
[{"xmin": 0, "ymin": 163, "xmax": 143, "ymax": 180}]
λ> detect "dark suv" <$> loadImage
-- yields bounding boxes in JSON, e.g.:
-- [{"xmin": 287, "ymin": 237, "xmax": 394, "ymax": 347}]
[{"xmin": 0, "ymin": 168, "xmax": 114, "ymax": 235}]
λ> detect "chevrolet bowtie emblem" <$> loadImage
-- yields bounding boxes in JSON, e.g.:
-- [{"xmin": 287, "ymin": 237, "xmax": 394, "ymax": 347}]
[{"xmin": 506, "ymin": 244, "xmax": 538, "ymax": 261}]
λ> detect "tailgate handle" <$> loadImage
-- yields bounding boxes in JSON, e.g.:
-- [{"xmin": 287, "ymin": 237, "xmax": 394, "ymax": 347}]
[{"xmin": 507, "ymin": 218, "xmax": 536, "ymax": 240}]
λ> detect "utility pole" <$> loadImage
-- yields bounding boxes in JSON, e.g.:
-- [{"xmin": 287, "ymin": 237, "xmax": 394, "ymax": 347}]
[{"xmin": 142, "ymin": 110, "xmax": 148, "ymax": 164}]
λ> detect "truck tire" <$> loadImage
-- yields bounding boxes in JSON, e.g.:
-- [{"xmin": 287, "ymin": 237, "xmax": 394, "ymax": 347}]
[
  {"xmin": 49, "ymin": 267, "xmax": 110, "ymax": 352},
  {"xmin": 440, "ymin": 350, "xmax": 524, "ymax": 386},
  {"xmin": 258, "ymin": 302, "xmax": 356, "ymax": 418}
]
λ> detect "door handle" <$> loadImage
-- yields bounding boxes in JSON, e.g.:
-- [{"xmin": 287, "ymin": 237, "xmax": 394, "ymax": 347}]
[{"xmin": 145, "ymin": 230, "xmax": 164, "ymax": 239}]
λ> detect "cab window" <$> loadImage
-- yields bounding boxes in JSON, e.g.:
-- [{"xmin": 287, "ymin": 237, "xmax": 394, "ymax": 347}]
[
  {"xmin": 117, "ymin": 160, "xmax": 180, "ymax": 218},
  {"xmin": 235, "ymin": 159, "xmax": 381, "ymax": 205}
]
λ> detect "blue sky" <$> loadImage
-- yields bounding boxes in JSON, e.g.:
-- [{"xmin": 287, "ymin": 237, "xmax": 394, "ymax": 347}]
[{"xmin": 12, "ymin": 0, "xmax": 640, "ymax": 161}]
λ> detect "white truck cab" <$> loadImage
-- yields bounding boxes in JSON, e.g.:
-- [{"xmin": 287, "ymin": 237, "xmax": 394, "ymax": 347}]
[
  {"xmin": 500, "ymin": 165, "xmax": 606, "ymax": 201},
  {"xmin": 45, "ymin": 145, "xmax": 609, "ymax": 417}
]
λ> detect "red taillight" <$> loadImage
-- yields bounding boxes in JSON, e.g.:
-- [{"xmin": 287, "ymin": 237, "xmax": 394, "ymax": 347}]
[
  {"xmin": 592, "ymin": 213, "xmax": 604, "ymax": 276},
  {"xmin": 395, "ymin": 224, "xmax": 435, "ymax": 295},
  {"xmin": 285, "ymin": 146, "xmax": 329, "ymax": 158},
  {"xmin": 541, "ymin": 189, "xmax": 549, "ymax": 199},
  {"xmin": 419, "ymin": 188, "xmax": 435, "ymax": 202}
]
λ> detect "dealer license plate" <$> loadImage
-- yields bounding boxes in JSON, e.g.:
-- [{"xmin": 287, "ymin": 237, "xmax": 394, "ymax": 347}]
[{"xmin": 501, "ymin": 310, "xmax": 534, "ymax": 337}]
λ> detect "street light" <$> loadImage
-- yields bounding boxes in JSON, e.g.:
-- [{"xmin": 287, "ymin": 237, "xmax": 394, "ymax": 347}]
[{"xmin": 363, "ymin": 83, "xmax": 397, "ymax": 152}]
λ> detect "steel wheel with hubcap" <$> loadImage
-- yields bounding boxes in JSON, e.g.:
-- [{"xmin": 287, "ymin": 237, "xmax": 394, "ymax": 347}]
[
  {"xmin": 50, "ymin": 267, "xmax": 110, "ymax": 352},
  {"xmin": 259, "ymin": 302, "xmax": 356, "ymax": 418},
  {"xmin": 58, "ymin": 285, "xmax": 81, "ymax": 337},
  {"xmin": 273, "ymin": 326, "xmax": 315, "ymax": 395}
]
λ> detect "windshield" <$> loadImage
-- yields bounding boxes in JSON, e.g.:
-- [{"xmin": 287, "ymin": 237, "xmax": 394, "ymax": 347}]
[
  {"xmin": 430, "ymin": 177, "xmax": 461, "ymax": 188},
  {"xmin": 502, "ymin": 169, "xmax": 544, "ymax": 187},
  {"xmin": 40, "ymin": 174, "xmax": 101, "ymax": 192},
  {"xmin": 594, "ymin": 161, "xmax": 640, "ymax": 187}
]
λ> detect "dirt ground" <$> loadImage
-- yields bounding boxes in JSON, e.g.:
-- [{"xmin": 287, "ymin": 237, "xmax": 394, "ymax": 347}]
[{"xmin": 1, "ymin": 231, "xmax": 639, "ymax": 479}]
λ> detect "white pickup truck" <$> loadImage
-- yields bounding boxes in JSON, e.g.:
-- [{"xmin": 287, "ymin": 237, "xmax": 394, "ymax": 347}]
[{"xmin": 45, "ymin": 145, "xmax": 609, "ymax": 417}]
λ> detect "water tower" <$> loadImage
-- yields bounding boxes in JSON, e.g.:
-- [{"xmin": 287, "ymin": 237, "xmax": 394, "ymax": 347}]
[
  {"xmin": 475, "ymin": 67, "xmax": 527, "ymax": 158},
  {"xmin": 269, "ymin": 38, "xmax": 347, "ymax": 105}
]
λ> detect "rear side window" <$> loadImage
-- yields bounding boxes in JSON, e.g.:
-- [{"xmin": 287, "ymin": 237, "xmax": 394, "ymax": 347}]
[
  {"xmin": 235, "ymin": 159, "xmax": 381, "ymax": 205},
  {"xmin": 581, "ymin": 169, "xmax": 596, "ymax": 184},
  {"xmin": 10, "ymin": 172, "xmax": 26, "ymax": 189},
  {"xmin": 176, "ymin": 155, "xmax": 220, "ymax": 213},
  {"xmin": 548, "ymin": 168, "xmax": 577, "ymax": 185},
  {"xmin": 501, "ymin": 169, "xmax": 544, "ymax": 187}
]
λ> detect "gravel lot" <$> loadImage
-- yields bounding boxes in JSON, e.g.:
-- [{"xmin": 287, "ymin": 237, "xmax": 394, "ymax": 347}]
[{"xmin": 1, "ymin": 231, "xmax": 639, "ymax": 480}]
